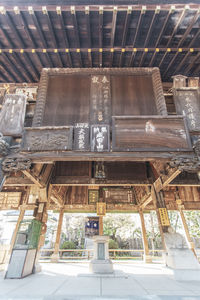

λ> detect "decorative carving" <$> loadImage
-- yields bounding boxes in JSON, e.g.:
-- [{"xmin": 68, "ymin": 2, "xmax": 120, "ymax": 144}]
[
  {"xmin": 169, "ymin": 157, "xmax": 200, "ymax": 172},
  {"xmin": 193, "ymin": 138, "xmax": 200, "ymax": 157},
  {"xmin": 2, "ymin": 158, "xmax": 31, "ymax": 172},
  {"xmin": 22, "ymin": 127, "xmax": 73, "ymax": 151},
  {"xmin": 0, "ymin": 133, "xmax": 10, "ymax": 156}
]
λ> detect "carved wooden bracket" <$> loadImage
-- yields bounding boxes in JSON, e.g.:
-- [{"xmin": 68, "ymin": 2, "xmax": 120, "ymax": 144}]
[{"xmin": 2, "ymin": 157, "xmax": 31, "ymax": 172}]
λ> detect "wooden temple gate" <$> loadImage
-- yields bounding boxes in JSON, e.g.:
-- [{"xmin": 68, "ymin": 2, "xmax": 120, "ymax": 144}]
[
  {"xmin": 0, "ymin": 0, "xmax": 199, "ymax": 275},
  {"xmin": 0, "ymin": 68, "xmax": 199, "ymax": 269}
]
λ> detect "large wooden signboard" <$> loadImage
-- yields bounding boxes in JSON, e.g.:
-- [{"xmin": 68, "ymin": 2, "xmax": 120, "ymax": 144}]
[
  {"xmin": 32, "ymin": 68, "xmax": 167, "ymax": 128},
  {"xmin": 173, "ymin": 89, "xmax": 200, "ymax": 132},
  {"xmin": 23, "ymin": 127, "xmax": 73, "ymax": 151},
  {"xmin": 112, "ymin": 116, "xmax": 192, "ymax": 151},
  {"xmin": 0, "ymin": 94, "xmax": 26, "ymax": 136}
]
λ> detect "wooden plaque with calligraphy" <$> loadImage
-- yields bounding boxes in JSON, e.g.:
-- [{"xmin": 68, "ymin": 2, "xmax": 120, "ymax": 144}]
[
  {"xmin": 22, "ymin": 127, "xmax": 73, "ymax": 151},
  {"xmin": 90, "ymin": 75, "xmax": 111, "ymax": 124},
  {"xmin": 173, "ymin": 89, "xmax": 200, "ymax": 132},
  {"xmin": 158, "ymin": 208, "xmax": 170, "ymax": 226},
  {"xmin": 74, "ymin": 123, "xmax": 90, "ymax": 151},
  {"xmin": 0, "ymin": 94, "xmax": 26, "ymax": 136},
  {"xmin": 97, "ymin": 202, "xmax": 106, "ymax": 216},
  {"xmin": 91, "ymin": 125, "xmax": 110, "ymax": 152},
  {"xmin": 88, "ymin": 190, "xmax": 99, "ymax": 204}
]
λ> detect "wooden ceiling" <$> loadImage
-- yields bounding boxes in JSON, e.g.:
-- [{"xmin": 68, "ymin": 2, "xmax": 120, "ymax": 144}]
[{"xmin": 0, "ymin": 1, "xmax": 199, "ymax": 83}]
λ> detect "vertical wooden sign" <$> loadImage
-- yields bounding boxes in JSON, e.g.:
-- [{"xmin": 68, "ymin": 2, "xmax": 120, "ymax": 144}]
[
  {"xmin": 90, "ymin": 75, "xmax": 111, "ymax": 124},
  {"xmin": 173, "ymin": 89, "xmax": 200, "ymax": 132},
  {"xmin": 91, "ymin": 125, "xmax": 110, "ymax": 152},
  {"xmin": 0, "ymin": 94, "xmax": 26, "ymax": 136},
  {"xmin": 74, "ymin": 123, "xmax": 90, "ymax": 151}
]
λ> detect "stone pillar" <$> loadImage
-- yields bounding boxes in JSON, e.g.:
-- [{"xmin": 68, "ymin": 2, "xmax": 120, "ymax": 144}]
[
  {"xmin": 139, "ymin": 209, "xmax": 152, "ymax": 263},
  {"xmin": 51, "ymin": 208, "xmax": 64, "ymax": 263}
]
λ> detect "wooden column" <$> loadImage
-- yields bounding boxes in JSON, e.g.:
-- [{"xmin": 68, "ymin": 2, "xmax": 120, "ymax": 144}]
[
  {"xmin": 178, "ymin": 203, "xmax": 197, "ymax": 257},
  {"xmin": 8, "ymin": 205, "xmax": 26, "ymax": 260},
  {"xmin": 139, "ymin": 209, "xmax": 152, "ymax": 263},
  {"xmin": 33, "ymin": 199, "xmax": 48, "ymax": 273},
  {"xmin": 51, "ymin": 208, "xmax": 64, "ymax": 263},
  {"xmin": 151, "ymin": 186, "xmax": 169, "ymax": 250},
  {"xmin": 99, "ymin": 216, "xmax": 103, "ymax": 236}
]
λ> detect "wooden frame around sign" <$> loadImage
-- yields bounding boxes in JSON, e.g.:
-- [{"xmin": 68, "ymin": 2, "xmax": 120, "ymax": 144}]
[
  {"xmin": 112, "ymin": 115, "xmax": 192, "ymax": 152},
  {"xmin": 32, "ymin": 67, "xmax": 167, "ymax": 127}
]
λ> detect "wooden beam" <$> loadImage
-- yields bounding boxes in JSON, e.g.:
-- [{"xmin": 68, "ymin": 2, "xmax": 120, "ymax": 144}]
[
  {"xmin": 173, "ymin": 51, "xmax": 190, "ymax": 74},
  {"xmin": 30, "ymin": 10, "xmax": 53, "ymax": 67},
  {"xmin": 144, "ymin": 9, "xmax": 158, "ymax": 48},
  {"xmin": 155, "ymin": 10, "xmax": 171, "ymax": 47},
  {"xmin": 184, "ymin": 52, "xmax": 200, "ymax": 75},
  {"xmin": 132, "ymin": 11, "xmax": 144, "ymax": 47},
  {"xmin": 3, "ymin": 12, "xmax": 36, "ymax": 82},
  {"xmin": 71, "ymin": 7, "xmax": 81, "ymax": 49},
  {"xmin": 22, "ymin": 170, "xmax": 44, "ymax": 188},
  {"xmin": 110, "ymin": 7, "xmax": 117, "ymax": 48},
  {"xmin": 140, "ymin": 194, "xmax": 153, "ymax": 209},
  {"xmin": 121, "ymin": 8, "xmax": 131, "ymax": 47},
  {"xmin": 178, "ymin": 10, "xmax": 200, "ymax": 48},
  {"xmin": 162, "ymin": 51, "xmax": 180, "ymax": 78},
  {"xmin": 166, "ymin": 10, "xmax": 187, "ymax": 47},
  {"xmin": 45, "ymin": 11, "xmax": 63, "ymax": 67}
]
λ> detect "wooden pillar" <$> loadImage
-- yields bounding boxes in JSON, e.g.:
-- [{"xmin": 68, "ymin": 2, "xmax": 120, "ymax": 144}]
[
  {"xmin": 33, "ymin": 200, "xmax": 48, "ymax": 273},
  {"xmin": 139, "ymin": 209, "xmax": 152, "ymax": 263},
  {"xmin": 8, "ymin": 205, "xmax": 26, "ymax": 260},
  {"xmin": 151, "ymin": 187, "xmax": 167, "ymax": 250},
  {"xmin": 178, "ymin": 204, "xmax": 196, "ymax": 257},
  {"xmin": 99, "ymin": 216, "xmax": 103, "ymax": 236},
  {"xmin": 51, "ymin": 208, "xmax": 64, "ymax": 263}
]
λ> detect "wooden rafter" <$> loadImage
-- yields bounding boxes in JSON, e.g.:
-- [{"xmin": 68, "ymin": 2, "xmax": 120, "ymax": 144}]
[
  {"xmin": 110, "ymin": 7, "xmax": 117, "ymax": 48},
  {"xmin": 155, "ymin": 10, "xmax": 171, "ymax": 47},
  {"xmin": 177, "ymin": 10, "xmax": 200, "ymax": 48},
  {"xmin": 30, "ymin": 10, "xmax": 54, "ymax": 67},
  {"xmin": 3, "ymin": 12, "xmax": 38, "ymax": 82},
  {"xmin": 44, "ymin": 11, "xmax": 63, "ymax": 67},
  {"xmin": 166, "ymin": 9, "xmax": 187, "ymax": 47},
  {"xmin": 121, "ymin": 9, "xmax": 131, "ymax": 47}
]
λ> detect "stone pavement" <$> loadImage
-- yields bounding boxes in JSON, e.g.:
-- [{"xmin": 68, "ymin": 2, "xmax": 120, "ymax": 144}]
[{"xmin": 0, "ymin": 262, "xmax": 200, "ymax": 300}]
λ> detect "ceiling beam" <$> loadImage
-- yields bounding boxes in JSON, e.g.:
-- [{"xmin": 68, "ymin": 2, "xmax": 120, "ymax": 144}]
[
  {"xmin": 110, "ymin": 7, "xmax": 117, "ymax": 48},
  {"xmin": 29, "ymin": 10, "xmax": 53, "ymax": 67},
  {"xmin": 43, "ymin": 10, "xmax": 63, "ymax": 67},
  {"xmin": 166, "ymin": 9, "xmax": 187, "ymax": 47},
  {"xmin": 178, "ymin": 10, "xmax": 200, "ymax": 48},
  {"xmin": 121, "ymin": 7, "xmax": 131, "ymax": 47}
]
